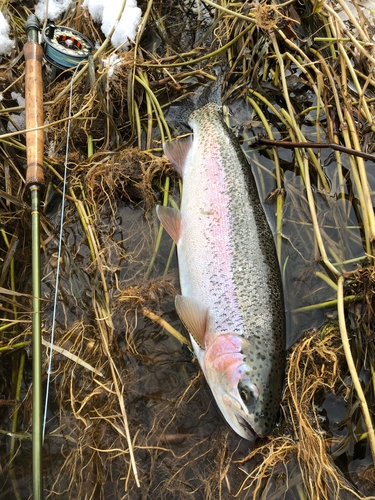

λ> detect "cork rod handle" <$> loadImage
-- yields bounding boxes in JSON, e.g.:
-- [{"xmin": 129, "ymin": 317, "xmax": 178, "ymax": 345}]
[{"xmin": 24, "ymin": 41, "xmax": 45, "ymax": 188}]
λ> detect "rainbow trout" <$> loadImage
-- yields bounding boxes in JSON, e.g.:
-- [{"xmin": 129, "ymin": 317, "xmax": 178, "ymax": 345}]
[{"xmin": 157, "ymin": 101, "xmax": 285, "ymax": 440}]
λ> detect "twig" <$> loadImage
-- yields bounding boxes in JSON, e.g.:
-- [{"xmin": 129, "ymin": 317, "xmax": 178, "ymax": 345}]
[
  {"xmin": 257, "ymin": 138, "xmax": 375, "ymax": 162},
  {"xmin": 142, "ymin": 308, "xmax": 192, "ymax": 349}
]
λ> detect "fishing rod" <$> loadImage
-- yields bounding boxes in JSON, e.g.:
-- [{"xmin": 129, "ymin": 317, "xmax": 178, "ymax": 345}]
[
  {"xmin": 24, "ymin": 14, "xmax": 45, "ymax": 500},
  {"xmin": 23, "ymin": 17, "xmax": 93, "ymax": 498}
]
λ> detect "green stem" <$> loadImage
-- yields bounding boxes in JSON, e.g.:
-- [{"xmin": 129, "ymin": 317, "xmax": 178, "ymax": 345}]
[
  {"xmin": 200, "ymin": 0, "xmax": 255, "ymax": 21},
  {"xmin": 135, "ymin": 73, "xmax": 171, "ymax": 141},
  {"xmin": 337, "ymin": 276, "xmax": 375, "ymax": 464},
  {"xmin": 316, "ymin": 271, "xmax": 338, "ymax": 291},
  {"xmin": 302, "ymin": 156, "xmax": 339, "ymax": 277},
  {"xmin": 247, "ymin": 97, "xmax": 283, "ymax": 261},
  {"xmin": 292, "ymin": 294, "xmax": 360, "ymax": 313},
  {"xmin": 163, "ymin": 242, "xmax": 176, "ymax": 276},
  {"xmin": 0, "ymin": 341, "xmax": 30, "ymax": 352},
  {"xmin": 145, "ymin": 177, "xmax": 170, "ymax": 278},
  {"xmin": 133, "ymin": 101, "xmax": 142, "ymax": 149},
  {"xmin": 10, "ymin": 351, "xmax": 26, "ymax": 462}
]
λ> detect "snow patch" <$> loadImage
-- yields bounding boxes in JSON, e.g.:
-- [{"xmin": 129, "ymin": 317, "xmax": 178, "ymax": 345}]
[
  {"xmin": 35, "ymin": 0, "xmax": 73, "ymax": 21},
  {"xmin": 8, "ymin": 92, "xmax": 25, "ymax": 133},
  {"xmin": 103, "ymin": 53, "xmax": 123, "ymax": 78},
  {"xmin": 0, "ymin": 12, "xmax": 15, "ymax": 55},
  {"xmin": 83, "ymin": 0, "xmax": 142, "ymax": 50},
  {"xmin": 47, "ymin": 141, "xmax": 55, "ymax": 158}
]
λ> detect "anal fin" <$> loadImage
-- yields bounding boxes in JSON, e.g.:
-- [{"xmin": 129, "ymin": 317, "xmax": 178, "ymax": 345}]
[{"xmin": 175, "ymin": 295, "xmax": 207, "ymax": 350}]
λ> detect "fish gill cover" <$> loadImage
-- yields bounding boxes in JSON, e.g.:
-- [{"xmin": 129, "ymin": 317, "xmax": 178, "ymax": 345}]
[{"xmin": 0, "ymin": 0, "xmax": 375, "ymax": 499}]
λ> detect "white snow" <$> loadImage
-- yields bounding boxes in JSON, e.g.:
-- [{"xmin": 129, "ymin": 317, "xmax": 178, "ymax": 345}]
[
  {"xmin": 0, "ymin": 12, "xmax": 15, "ymax": 55},
  {"xmin": 103, "ymin": 53, "xmax": 122, "ymax": 78},
  {"xmin": 35, "ymin": 0, "xmax": 73, "ymax": 21},
  {"xmin": 47, "ymin": 141, "xmax": 55, "ymax": 158},
  {"xmin": 10, "ymin": 92, "xmax": 25, "ymax": 108},
  {"xmin": 83, "ymin": 0, "xmax": 142, "ymax": 50},
  {"xmin": 8, "ymin": 92, "xmax": 25, "ymax": 133}
]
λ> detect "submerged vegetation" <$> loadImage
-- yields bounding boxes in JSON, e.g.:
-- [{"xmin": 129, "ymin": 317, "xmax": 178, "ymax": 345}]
[{"xmin": 0, "ymin": 0, "xmax": 375, "ymax": 498}]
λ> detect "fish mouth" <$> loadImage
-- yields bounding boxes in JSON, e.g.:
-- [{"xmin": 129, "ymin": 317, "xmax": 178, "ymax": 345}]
[
  {"xmin": 233, "ymin": 405, "xmax": 269, "ymax": 439},
  {"xmin": 220, "ymin": 393, "xmax": 260, "ymax": 440},
  {"xmin": 235, "ymin": 412, "xmax": 258, "ymax": 440}
]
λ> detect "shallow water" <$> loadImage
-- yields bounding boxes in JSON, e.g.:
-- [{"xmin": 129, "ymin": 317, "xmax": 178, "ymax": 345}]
[
  {"xmin": 1, "ymin": 120, "xmax": 373, "ymax": 498},
  {"xmin": 1, "ymin": 0, "xmax": 375, "ymax": 498}
]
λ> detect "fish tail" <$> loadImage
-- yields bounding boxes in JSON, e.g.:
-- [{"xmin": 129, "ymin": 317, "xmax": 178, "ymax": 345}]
[
  {"xmin": 195, "ymin": 67, "xmax": 224, "ymax": 109},
  {"xmin": 165, "ymin": 66, "xmax": 226, "ymax": 128}
]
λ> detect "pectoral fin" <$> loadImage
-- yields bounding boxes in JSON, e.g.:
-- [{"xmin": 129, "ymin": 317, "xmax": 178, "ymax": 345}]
[
  {"xmin": 175, "ymin": 295, "xmax": 207, "ymax": 350},
  {"xmin": 163, "ymin": 136, "xmax": 193, "ymax": 178},
  {"xmin": 156, "ymin": 206, "xmax": 181, "ymax": 244}
]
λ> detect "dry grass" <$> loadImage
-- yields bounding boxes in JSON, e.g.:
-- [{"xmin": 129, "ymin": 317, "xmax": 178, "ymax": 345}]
[
  {"xmin": 0, "ymin": 0, "xmax": 375, "ymax": 498},
  {"xmin": 81, "ymin": 148, "xmax": 172, "ymax": 215}
]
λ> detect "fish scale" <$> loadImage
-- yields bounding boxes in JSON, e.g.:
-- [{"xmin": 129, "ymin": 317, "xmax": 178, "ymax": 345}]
[{"xmin": 158, "ymin": 101, "xmax": 285, "ymax": 440}]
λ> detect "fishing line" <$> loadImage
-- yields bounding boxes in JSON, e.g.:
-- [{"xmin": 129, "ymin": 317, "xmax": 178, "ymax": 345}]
[{"xmin": 42, "ymin": 62, "xmax": 83, "ymax": 443}]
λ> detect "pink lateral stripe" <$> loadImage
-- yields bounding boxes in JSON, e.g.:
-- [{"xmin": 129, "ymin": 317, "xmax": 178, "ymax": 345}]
[{"xmin": 204, "ymin": 146, "xmax": 242, "ymax": 336}]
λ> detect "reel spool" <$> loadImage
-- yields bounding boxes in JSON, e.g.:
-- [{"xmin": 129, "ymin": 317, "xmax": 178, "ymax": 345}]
[{"xmin": 42, "ymin": 24, "xmax": 94, "ymax": 69}]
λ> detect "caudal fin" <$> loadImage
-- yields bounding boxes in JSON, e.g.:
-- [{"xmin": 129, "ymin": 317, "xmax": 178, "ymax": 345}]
[{"xmin": 165, "ymin": 67, "xmax": 226, "ymax": 127}]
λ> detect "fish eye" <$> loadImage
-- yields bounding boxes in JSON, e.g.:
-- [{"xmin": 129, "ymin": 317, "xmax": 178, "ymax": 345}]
[
  {"xmin": 238, "ymin": 380, "xmax": 259, "ymax": 407},
  {"xmin": 240, "ymin": 388, "xmax": 250, "ymax": 402}
]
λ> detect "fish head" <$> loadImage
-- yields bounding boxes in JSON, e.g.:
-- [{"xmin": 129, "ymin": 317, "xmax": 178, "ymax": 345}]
[{"xmin": 203, "ymin": 334, "xmax": 283, "ymax": 440}]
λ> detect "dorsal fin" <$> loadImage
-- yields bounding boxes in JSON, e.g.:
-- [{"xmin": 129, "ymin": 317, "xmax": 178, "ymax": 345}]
[
  {"xmin": 175, "ymin": 295, "xmax": 207, "ymax": 350},
  {"xmin": 163, "ymin": 136, "xmax": 193, "ymax": 178},
  {"xmin": 156, "ymin": 205, "xmax": 181, "ymax": 244}
]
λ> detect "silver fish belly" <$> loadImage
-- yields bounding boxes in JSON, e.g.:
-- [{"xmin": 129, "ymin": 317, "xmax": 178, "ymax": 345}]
[{"xmin": 157, "ymin": 102, "xmax": 285, "ymax": 440}]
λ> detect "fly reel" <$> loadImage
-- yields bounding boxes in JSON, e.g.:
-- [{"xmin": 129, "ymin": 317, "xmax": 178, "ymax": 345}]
[{"xmin": 42, "ymin": 24, "xmax": 94, "ymax": 69}]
